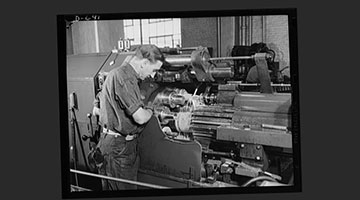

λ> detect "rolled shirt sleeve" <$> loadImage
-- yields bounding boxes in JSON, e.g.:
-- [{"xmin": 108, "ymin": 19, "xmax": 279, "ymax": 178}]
[
  {"xmin": 115, "ymin": 78, "xmax": 144, "ymax": 116},
  {"xmin": 93, "ymin": 92, "xmax": 100, "ymax": 108}
]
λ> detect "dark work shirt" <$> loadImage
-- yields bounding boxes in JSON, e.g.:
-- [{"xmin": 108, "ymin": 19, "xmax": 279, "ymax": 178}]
[{"xmin": 97, "ymin": 63, "xmax": 144, "ymax": 135}]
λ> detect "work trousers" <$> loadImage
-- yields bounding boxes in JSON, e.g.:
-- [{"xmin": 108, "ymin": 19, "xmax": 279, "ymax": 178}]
[{"xmin": 96, "ymin": 132, "xmax": 140, "ymax": 190}]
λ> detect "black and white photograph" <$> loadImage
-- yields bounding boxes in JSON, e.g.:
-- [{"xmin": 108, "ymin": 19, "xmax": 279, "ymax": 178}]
[{"xmin": 57, "ymin": 8, "xmax": 301, "ymax": 198}]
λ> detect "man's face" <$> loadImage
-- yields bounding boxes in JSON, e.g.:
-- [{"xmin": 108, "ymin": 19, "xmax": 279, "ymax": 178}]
[{"xmin": 139, "ymin": 59, "xmax": 163, "ymax": 80}]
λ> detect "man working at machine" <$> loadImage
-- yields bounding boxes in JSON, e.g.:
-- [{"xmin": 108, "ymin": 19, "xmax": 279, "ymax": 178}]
[{"xmin": 91, "ymin": 44, "xmax": 165, "ymax": 190}]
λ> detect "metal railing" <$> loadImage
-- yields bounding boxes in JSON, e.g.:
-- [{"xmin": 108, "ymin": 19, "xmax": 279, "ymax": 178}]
[
  {"xmin": 70, "ymin": 184, "xmax": 92, "ymax": 191},
  {"xmin": 70, "ymin": 169, "xmax": 170, "ymax": 190}
]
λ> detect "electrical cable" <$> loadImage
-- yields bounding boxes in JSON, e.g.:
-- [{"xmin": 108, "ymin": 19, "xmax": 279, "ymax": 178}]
[
  {"xmin": 279, "ymin": 66, "xmax": 290, "ymax": 72},
  {"xmin": 267, "ymin": 49, "xmax": 276, "ymax": 63},
  {"xmin": 241, "ymin": 176, "xmax": 278, "ymax": 187}
]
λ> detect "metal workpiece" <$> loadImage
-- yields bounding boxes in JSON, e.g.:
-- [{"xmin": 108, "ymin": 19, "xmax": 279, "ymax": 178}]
[
  {"xmin": 202, "ymin": 93, "xmax": 217, "ymax": 105},
  {"xmin": 209, "ymin": 52, "xmax": 273, "ymax": 61},
  {"xmin": 153, "ymin": 88, "xmax": 192, "ymax": 108},
  {"xmin": 209, "ymin": 66, "xmax": 234, "ymax": 79},
  {"xmin": 158, "ymin": 111, "xmax": 176, "ymax": 123},
  {"xmin": 165, "ymin": 55, "xmax": 192, "ymax": 66},
  {"xmin": 175, "ymin": 112, "xmax": 192, "ymax": 133},
  {"xmin": 213, "ymin": 62, "xmax": 231, "ymax": 68},
  {"xmin": 163, "ymin": 50, "xmax": 233, "ymax": 72},
  {"xmin": 166, "ymin": 93, "xmax": 187, "ymax": 108}
]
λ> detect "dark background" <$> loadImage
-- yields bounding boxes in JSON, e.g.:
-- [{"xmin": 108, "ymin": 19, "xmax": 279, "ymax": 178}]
[{"xmin": 3, "ymin": 0, "xmax": 358, "ymax": 200}]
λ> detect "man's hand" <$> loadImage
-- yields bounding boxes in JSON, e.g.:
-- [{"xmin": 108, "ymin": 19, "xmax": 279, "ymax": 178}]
[{"xmin": 132, "ymin": 107, "xmax": 153, "ymax": 125}]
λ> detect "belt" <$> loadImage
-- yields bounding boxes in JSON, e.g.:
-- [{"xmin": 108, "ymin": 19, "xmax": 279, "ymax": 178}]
[{"xmin": 102, "ymin": 127, "xmax": 137, "ymax": 141}]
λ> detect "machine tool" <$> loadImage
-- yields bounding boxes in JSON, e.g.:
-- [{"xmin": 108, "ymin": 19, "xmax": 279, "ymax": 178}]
[{"xmin": 66, "ymin": 45, "xmax": 294, "ymax": 190}]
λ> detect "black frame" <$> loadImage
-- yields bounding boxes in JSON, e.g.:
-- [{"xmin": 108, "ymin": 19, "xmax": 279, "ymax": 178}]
[{"xmin": 57, "ymin": 8, "xmax": 301, "ymax": 199}]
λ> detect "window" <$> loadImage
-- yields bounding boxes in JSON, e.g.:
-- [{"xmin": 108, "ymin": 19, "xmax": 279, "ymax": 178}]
[
  {"xmin": 123, "ymin": 18, "xmax": 181, "ymax": 48},
  {"xmin": 123, "ymin": 19, "xmax": 134, "ymax": 27},
  {"xmin": 148, "ymin": 18, "xmax": 173, "ymax": 24},
  {"xmin": 149, "ymin": 35, "xmax": 174, "ymax": 48}
]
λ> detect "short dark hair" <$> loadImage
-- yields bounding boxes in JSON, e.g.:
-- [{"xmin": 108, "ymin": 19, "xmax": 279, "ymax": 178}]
[{"xmin": 134, "ymin": 44, "xmax": 165, "ymax": 63}]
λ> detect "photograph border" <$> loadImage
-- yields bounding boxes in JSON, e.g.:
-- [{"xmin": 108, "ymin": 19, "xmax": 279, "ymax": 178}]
[{"xmin": 57, "ymin": 8, "xmax": 301, "ymax": 199}]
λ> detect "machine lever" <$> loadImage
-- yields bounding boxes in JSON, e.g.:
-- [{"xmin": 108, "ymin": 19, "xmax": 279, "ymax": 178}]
[
  {"xmin": 81, "ymin": 135, "xmax": 91, "ymax": 141},
  {"xmin": 87, "ymin": 113, "xmax": 94, "ymax": 137}
]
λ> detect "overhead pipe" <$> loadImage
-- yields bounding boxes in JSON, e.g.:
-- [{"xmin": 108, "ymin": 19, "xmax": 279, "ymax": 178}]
[
  {"xmin": 243, "ymin": 16, "xmax": 247, "ymax": 46},
  {"xmin": 244, "ymin": 16, "xmax": 249, "ymax": 46},
  {"xmin": 246, "ymin": 16, "xmax": 250, "ymax": 46},
  {"xmin": 262, "ymin": 16, "xmax": 267, "ymax": 43},
  {"xmin": 217, "ymin": 17, "xmax": 222, "ymax": 57},
  {"xmin": 234, "ymin": 16, "xmax": 240, "ymax": 45},
  {"xmin": 241, "ymin": 16, "xmax": 246, "ymax": 45},
  {"xmin": 239, "ymin": 16, "xmax": 242, "ymax": 45},
  {"xmin": 249, "ymin": 16, "xmax": 253, "ymax": 45}
]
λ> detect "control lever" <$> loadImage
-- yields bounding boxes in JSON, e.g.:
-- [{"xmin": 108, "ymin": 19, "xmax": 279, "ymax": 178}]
[
  {"xmin": 82, "ymin": 113, "xmax": 94, "ymax": 141},
  {"xmin": 83, "ymin": 113, "xmax": 98, "ymax": 150},
  {"xmin": 221, "ymin": 158, "xmax": 282, "ymax": 181},
  {"xmin": 87, "ymin": 113, "xmax": 94, "ymax": 137},
  {"xmin": 82, "ymin": 135, "xmax": 91, "ymax": 141}
]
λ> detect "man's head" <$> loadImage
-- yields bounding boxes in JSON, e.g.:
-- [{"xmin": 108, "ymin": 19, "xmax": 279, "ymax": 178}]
[{"xmin": 132, "ymin": 45, "xmax": 165, "ymax": 80}]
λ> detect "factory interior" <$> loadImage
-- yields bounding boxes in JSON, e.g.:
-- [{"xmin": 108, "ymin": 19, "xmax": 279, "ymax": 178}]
[{"xmin": 65, "ymin": 14, "xmax": 297, "ymax": 192}]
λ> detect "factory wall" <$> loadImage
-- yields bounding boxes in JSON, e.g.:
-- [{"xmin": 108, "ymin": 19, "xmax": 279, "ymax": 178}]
[
  {"xmin": 219, "ymin": 17, "xmax": 236, "ymax": 57},
  {"xmin": 251, "ymin": 16, "xmax": 264, "ymax": 44},
  {"xmin": 70, "ymin": 21, "xmax": 97, "ymax": 54},
  {"xmin": 242, "ymin": 15, "xmax": 290, "ymax": 72},
  {"xmin": 180, "ymin": 18, "xmax": 218, "ymax": 57},
  {"xmin": 97, "ymin": 20, "xmax": 124, "ymax": 52},
  {"xmin": 66, "ymin": 16, "xmax": 290, "ymax": 74},
  {"xmin": 180, "ymin": 16, "xmax": 290, "ymax": 73},
  {"xmin": 67, "ymin": 20, "xmax": 124, "ymax": 55},
  {"xmin": 264, "ymin": 15, "xmax": 290, "ymax": 74}
]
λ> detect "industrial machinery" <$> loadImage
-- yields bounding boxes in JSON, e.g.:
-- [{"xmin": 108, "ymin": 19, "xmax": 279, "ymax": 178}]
[{"xmin": 66, "ymin": 45, "xmax": 294, "ymax": 190}]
